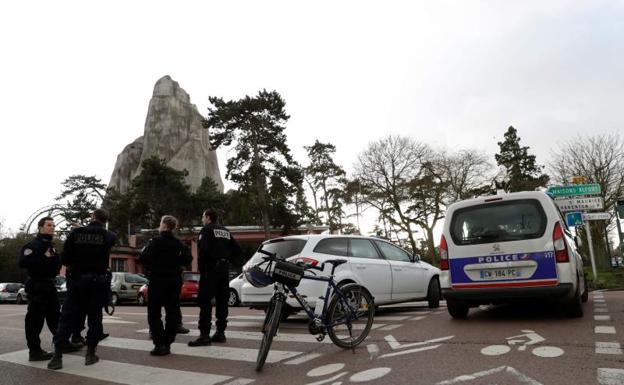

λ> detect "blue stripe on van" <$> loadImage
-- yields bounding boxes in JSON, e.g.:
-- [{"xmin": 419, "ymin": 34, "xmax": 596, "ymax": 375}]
[{"xmin": 449, "ymin": 251, "xmax": 558, "ymax": 284}]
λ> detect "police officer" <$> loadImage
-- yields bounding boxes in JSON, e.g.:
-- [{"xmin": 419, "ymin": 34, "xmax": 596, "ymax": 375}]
[
  {"xmin": 19, "ymin": 217, "xmax": 61, "ymax": 361},
  {"xmin": 48, "ymin": 209, "xmax": 117, "ymax": 370},
  {"xmin": 139, "ymin": 215, "xmax": 192, "ymax": 356},
  {"xmin": 189, "ymin": 209, "xmax": 241, "ymax": 346}
]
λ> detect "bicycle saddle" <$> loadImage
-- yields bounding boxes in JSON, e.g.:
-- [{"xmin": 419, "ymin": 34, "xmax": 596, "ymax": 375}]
[{"xmin": 325, "ymin": 259, "xmax": 348, "ymax": 267}]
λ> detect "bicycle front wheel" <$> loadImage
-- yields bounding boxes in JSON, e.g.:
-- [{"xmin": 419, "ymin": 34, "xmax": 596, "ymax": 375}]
[
  {"xmin": 256, "ymin": 294, "xmax": 283, "ymax": 371},
  {"xmin": 326, "ymin": 283, "xmax": 375, "ymax": 349}
]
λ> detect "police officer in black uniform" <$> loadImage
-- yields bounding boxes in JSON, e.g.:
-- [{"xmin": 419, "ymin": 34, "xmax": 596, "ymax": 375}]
[
  {"xmin": 48, "ymin": 209, "xmax": 117, "ymax": 370},
  {"xmin": 188, "ymin": 209, "xmax": 241, "ymax": 346},
  {"xmin": 139, "ymin": 215, "xmax": 192, "ymax": 356},
  {"xmin": 19, "ymin": 217, "xmax": 61, "ymax": 361}
]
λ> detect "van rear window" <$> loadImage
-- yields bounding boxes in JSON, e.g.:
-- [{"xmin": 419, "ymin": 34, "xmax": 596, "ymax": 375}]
[{"xmin": 450, "ymin": 199, "xmax": 547, "ymax": 245}]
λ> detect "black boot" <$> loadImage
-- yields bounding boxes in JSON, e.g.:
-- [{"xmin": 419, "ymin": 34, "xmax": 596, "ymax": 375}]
[
  {"xmin": 59, "ymin": 340, "xmax": 83, "ymax": 353},
  {"xmin": 176, "ymin": 324, "xmax": 190, "ymax": 334},
  {"xmin": 211, "ymin": 332, "xmax": 226, "ymax": 343},
  {"xmin": 71, "ymin": 334, "xmax": 86, "ymax": 346},
  {"xmin": 187, "ymin": 335, "xmax": 211, "ymax": 347},
  {"xmin": 47, "ymin": 350, "xmax": 63, "ymax": 370},
  {"xmin": 100, "ymin": 333, "xmax": 110, "ymax": 341},
  {"xmin": 29, "ymin": 348, "xmax": 53, "ymax": 361},
  {"xmin": 150, "ymin": 344, "xmax": 171, "ymax": 356},
  {"xmin": 85, "ymin": 346, "xmax": 99, "ymax": 365}
]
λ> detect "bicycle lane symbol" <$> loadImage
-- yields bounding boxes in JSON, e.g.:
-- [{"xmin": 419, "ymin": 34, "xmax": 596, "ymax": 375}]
[{"xmin": 480, "ymin": 329, "xmax": 564, "ymax": 358}]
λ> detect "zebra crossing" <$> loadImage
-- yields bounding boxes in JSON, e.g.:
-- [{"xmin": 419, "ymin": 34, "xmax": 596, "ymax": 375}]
[{"xmin": 0, "ymin": 301, "xmax": 439, "ymax": 385}]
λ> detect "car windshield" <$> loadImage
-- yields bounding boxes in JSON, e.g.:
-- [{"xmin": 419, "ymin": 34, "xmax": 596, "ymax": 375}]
[
  {"xmin": 450, "ymin": 199, "xmax": 547, "ymax": 245},
  {"xmin": 183, "ymin": 273, "xmax": 200, "ymax": 282}
]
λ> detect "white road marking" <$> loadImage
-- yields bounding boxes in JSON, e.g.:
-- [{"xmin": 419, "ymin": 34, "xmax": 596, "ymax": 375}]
[
  {"xmin": 595, "ymin": 315, "xmax": 612, "ymax": 321},
  {"xmin": 596, "ymin": 342, "xmax": 623, "ymax": 355},
  {"xmin": 481, "ymin": 345, "xmax": 511, "ymax": 356},
  {"xmin": 285, "ymin": 353, "xmax": 323, "ymax": 365},
  {"xmin": 0, "ymin": 349, "xmax": 251, "ymax": 385},
  {"xmin": 409, "ymin": 316, "xmax": 426, "ymax": 321},
  {"xmin": 138, "ymin": 328, "xmax": 333, "ymax": 343},
  {"xmin": 595, "ymin": 326, "xmax": 617, "ymax": 334},
  {"xmin": 99, "ymin": 336, "xmax": 300, "ymax": 363},
  {"xmin": 379, "ymin": 344, "xmax": 440, "ymax": 358},
  {"xmin": 384, "ymin": 335, "xmax": 454, "ymax": 350},
  {"xmin": 531, "ymin": 346, "xmax": 564, "ymax": 358},
  {"xmin": 374, "ymin": 315, "xmax": 412, "ymax": 321},
  {"xmin": 307, "ymin": 363, "xmax": 345, "ymax": 377},
  {"xmin": 378, "ymin": 324, "xmax": 402, "ymax": 331},
  {"xmin": 598, "ymin": 368, "xmax": 624, "ymax": 385},
  {"xmin": 305, "ymin": 372, "xmax": 347, "ymax": 385},
  {"xmin": 367, "ymin": 344, "xmax": 380, "ymax": 359},
  {"xmin": 350, "ymin": 367, "xmax": 392, "ymax": 382},
  {"xmin": 594, "ymin": 299, "xmax": 606, "ymax": 303},
  {"xmin": 102, "ymin": 319, "xmax": 137, "ymax": 324},
  {"xmin": 435, "ymin": 366, "xmax": 543, "ymax": 385},
  {"xmin": 595, "ymin": 308, "xmax": 609, "ymax": 313}
]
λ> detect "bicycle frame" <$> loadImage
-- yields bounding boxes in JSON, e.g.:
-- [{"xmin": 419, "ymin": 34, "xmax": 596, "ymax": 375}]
[{"xmin": 277, "ymin": 270, "xmax": 359, "ymax": 330}]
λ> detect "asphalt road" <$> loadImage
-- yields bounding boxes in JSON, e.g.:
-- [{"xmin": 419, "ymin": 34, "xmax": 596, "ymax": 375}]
[{"xmin": 0, "ymin": 290, "xmax": 622, "ymax": 385}]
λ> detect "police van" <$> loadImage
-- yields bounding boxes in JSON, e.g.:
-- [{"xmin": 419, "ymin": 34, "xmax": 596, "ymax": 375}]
[{"xmin": 439, "ymin": 191, "xmax": 588, "ymax": 319}]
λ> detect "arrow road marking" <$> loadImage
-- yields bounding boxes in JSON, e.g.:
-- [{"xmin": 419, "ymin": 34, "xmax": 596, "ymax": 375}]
[
  {"xmin": 435, "ymin": 366, "xmax": 544, "ymax": 385},
  {"xmin": 384, "ymin": 335, "xmax": 454, "ymax": 350}
]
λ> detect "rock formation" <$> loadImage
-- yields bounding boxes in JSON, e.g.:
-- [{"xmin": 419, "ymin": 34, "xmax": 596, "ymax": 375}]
[{"xmin": 108, "ymin": 76, "xmax": 223, "ymax": 193}]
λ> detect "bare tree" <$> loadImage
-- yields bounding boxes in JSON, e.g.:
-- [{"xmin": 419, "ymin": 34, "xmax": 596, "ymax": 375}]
[
  {"xmin": 354, "ymin": 135, "xmax": 431, "ymax": 253},
  {"xmin": 441, "ymin": 149, "xmax": 495, "ymax": 204},
  {"xmin": 550, "ymin": 133, "xmax": 624, "ymax": 265}
]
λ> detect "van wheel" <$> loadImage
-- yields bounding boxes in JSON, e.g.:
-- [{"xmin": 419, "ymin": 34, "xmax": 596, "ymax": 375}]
[
  {"xmin": 567, "ymin": 279, "xmax": 583, "ymax": 318},
  {"xmin": 427, "ymin": 278, "xmax": 441, "ymax": 308},
  {"xmin": 447, "ymin": 300, "xmax": 469, "ymax": 319},
  {"xmin": 581, "ymin": 273, "xmax": 589, "ymax": 303}
]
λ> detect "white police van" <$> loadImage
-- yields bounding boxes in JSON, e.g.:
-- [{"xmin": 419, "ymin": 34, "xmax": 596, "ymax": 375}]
[{"xmin": 439, "ymin": 191, "xmax": 588, "ymax": 319}]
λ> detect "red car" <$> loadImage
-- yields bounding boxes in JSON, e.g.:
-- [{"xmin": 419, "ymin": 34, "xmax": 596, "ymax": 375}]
[{"xmin": 137, "ymin": 271, "xmax": 200, "ymax": 305}]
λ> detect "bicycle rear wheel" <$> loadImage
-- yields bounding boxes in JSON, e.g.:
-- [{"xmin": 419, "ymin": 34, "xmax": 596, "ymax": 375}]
[
  {"xmin": 256, "ymin": 294, "xmax": 283, "ymax": 371},
  {"xmin": 326, "ymin": 283, "xmax": 375, "ymax": 349}
]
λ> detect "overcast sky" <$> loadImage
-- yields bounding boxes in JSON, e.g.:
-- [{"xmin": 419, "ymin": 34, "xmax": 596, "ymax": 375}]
[{"xmin": 1, "ymin": 0, "xmax": 623, "ymax": 235}]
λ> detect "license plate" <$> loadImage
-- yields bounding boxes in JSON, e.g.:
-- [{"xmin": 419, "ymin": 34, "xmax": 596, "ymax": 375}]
[{"xmin": 480, "ymin": 268, "xmax": 521, "ymax": 280}]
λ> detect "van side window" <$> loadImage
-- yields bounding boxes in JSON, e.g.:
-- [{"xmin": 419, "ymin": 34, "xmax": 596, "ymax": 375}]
[
  {"xmin": 374, "ymin": 241, "xmax": 412, "ymax": 262},
  {"xmin": 349, "ymin": 239, "xmax": 380, "ymax": 259},
  {"xmin": 313, "ymin": 238, "xmax": 348, "ymax": 256}
]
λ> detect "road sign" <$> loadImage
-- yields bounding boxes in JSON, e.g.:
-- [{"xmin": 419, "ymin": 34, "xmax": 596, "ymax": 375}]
[
  {"xmin": 548, "ymin": 184, "xmax": 601, "ymax": 197},
  {"xmin": 583, "ymin": 212, "xmax": 610, "ymax": 221},
  {"xmin": 555, "ymin": 197, "xmax": 604, "ymax": 212},
  {"xmin": 566, "ymin": 212, "xmax": 583, "ymax": 227}
]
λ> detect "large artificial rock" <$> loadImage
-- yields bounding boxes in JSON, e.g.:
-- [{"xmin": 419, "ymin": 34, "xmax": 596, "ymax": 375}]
[{"xmin": 108, "ymin": 75, "xmax": 223, "ymax": 193}]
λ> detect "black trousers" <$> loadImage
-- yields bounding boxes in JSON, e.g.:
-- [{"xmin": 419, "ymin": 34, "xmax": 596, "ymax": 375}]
[
  {"xmin": 54, "ymin": 274, "xmax": 108, "ymax": 348},
  {"xmin": 147, "ymin": 277, "xmax": 182, "ymax": 346},
  {"xmin": 198, "ymin": 261, "xmax": 229, "ymax": 335},
  {"xmin": 24, "ymin": 279, "xmax": 59, "ymax": 352}
]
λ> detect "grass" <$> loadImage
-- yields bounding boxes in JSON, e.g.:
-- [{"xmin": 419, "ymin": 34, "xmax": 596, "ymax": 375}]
[{"xmin": 586, "ymin": 267, "xmax": 624, "ymax": 290}]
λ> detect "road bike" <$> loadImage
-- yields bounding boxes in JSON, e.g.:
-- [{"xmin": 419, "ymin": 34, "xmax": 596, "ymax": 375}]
[{"xmin": 249, "ymin": 249, "xmax": 375, "ymax": 371}]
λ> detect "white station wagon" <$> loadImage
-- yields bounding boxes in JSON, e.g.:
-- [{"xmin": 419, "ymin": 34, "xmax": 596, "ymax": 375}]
[
  {"xmin": 241, "ymin": 234, "xmax": 442, "ymax": 317},
  {"xmin": 439, "ymin": 191, "xmax": 588, "ymax": 319}
]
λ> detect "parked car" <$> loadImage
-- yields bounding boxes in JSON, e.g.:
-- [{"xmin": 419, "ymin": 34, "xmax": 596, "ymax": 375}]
[
  {"xmin": 439, "ymin": 191, "xmax": 588, "ymax": 319},
  {"xmin": 241, "ymin": 235, "xmax": 442, "ymax": 318},
  {"xmin": 137, "ymin": 271, "xmax": 200, "ymax": 306},
  {"xmin": 229, "ymin": 273, "xmax": 245, "ymax": 306},
  {"xmin": 15, "ymin": 275, "xmax": 66, "ymax": 304},
  {"xmin": 110, "ymin": 272, "xmax": 149, "ymax": 305},
  {"xmin": 0, "ymin": 283, "xmax": 24, "ymax": 303}
]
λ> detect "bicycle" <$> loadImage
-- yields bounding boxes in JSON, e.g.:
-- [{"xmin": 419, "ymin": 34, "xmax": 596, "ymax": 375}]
[{"xmin": 248, "ymin": 249, "xmax": 375, "ymax": 372}]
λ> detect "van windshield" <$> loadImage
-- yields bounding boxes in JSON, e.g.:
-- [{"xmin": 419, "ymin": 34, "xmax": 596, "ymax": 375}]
[{"xmin": 450, "ymin": 199, "xmax": 547, "ymax": 245}]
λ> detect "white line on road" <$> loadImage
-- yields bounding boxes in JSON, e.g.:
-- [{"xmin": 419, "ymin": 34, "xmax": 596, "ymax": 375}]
[
  {"xmin": 435, "ymin": 366, "xmax": 543, "ymax": 385},
  {"xmin": 596, "ymin": 342, "xmax": 623, "ymax": 355},
  {"xmin": 374, "ymin": 316, "xmax": 412, "ymax": 321},
  {"xmin": 595, "ymin": 315, "xmax": 612, "ymax": 321},
  {"xmin": 99, "ymin": 336, "xmax": 300, "ymax": 363},
  {"xmin": 139, "ymin": 328, "xmax": 333, "ymax": 344},
  {"xmin": 598, "ymin": 368, "xmax": 624, "ymax": 385},
  {"xmin": 378, "ymin": 325, "xmax": 403, "ymax": 331},
  {"xmin": 0, "ymin": 349, "xmax": 251, "ymax": 385},
  {"xmin": 409, "ymin": 316, "xmax": 426, "ymax": 321},
  {"xmin": 595, "ymin": 326, "xmax": 617, "ymax": 334},
  {"xmin": 285, "ymin": 353, "xmax": 323, "ymax": 365},
  {"xmin": 594, "ymin": 299, "xmax": 606, "ymax": 303},
  {"xmin": 379, "ymin": 344, "xmax": 440, "ymax": 358},
  {"xmin": 595, "ymin": 308, "xmax": 609, "ymax": 313}
]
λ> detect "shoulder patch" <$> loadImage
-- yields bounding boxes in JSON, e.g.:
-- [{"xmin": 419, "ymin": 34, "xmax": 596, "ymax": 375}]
[{"xmin": 23, "ymin": 248, "xmax": 33, "ymax": 256}]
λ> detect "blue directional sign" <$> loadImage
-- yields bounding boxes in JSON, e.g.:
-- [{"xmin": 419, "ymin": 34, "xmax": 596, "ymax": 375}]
[{"xmin": 565, "ymin": 211, "xmax": 584, "ymax": 227}]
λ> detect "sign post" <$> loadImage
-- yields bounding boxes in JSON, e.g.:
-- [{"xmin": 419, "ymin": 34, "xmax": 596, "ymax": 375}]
[{"xmin": 585, "ymin": 220, "xmax": 598, "ymax": 280}]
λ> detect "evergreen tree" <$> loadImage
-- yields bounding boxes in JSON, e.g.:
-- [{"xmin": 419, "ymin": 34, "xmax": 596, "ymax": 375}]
[
  {"xmin": 56, "ymin": 175, "xmax": 106, "ymax": 230},
  {"xmin": 203, "ymin": 90, "xmax": 309, "ymax": 238},
  {"xmin": 304, "ymin": 141, "xmax": 347, "ymax": 233},
  {"xmin": 495, "ymin": 126, "xmax": 549, "ymax": 192}
]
